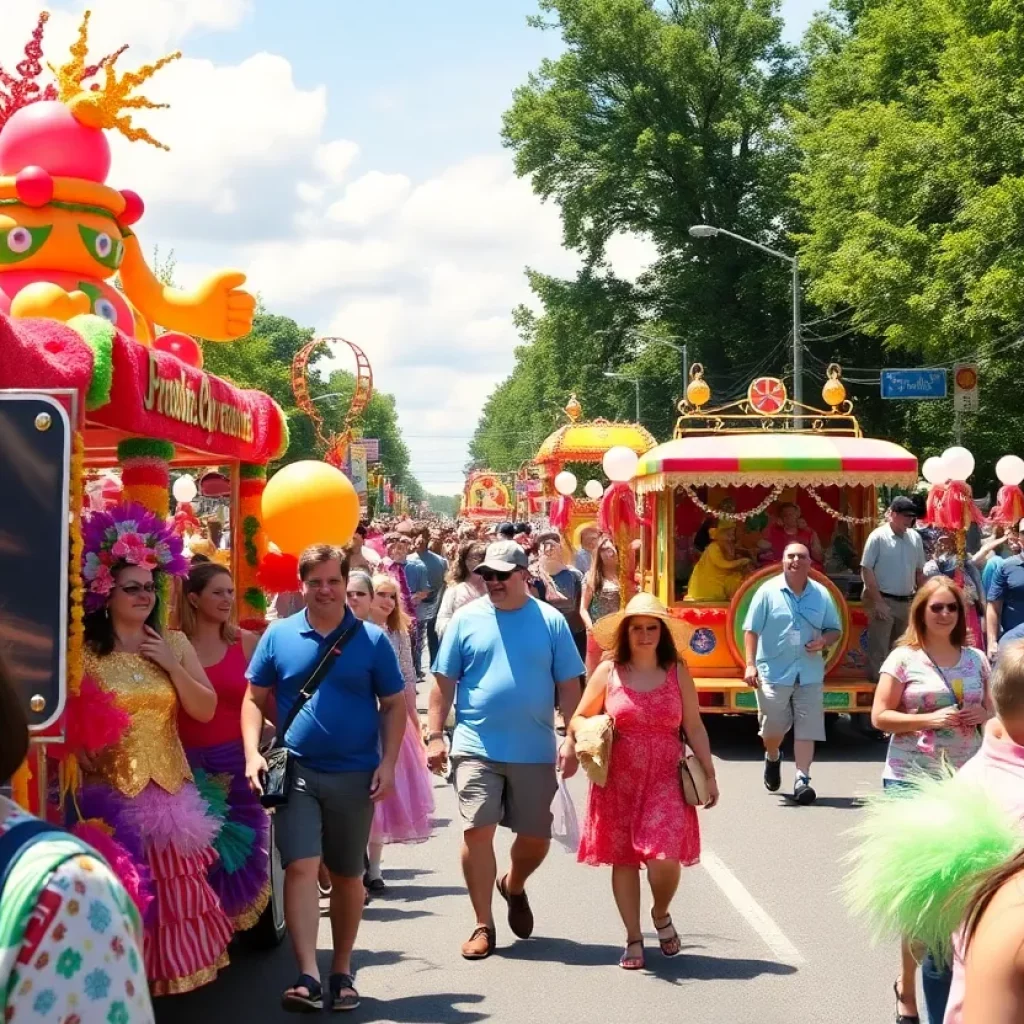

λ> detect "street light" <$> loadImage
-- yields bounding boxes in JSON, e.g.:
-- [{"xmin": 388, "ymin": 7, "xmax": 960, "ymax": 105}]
[
  {"xmin": 688, "ymin": 223, "xmax": 803, "ymax": 414},
  {"xmin": 604, "ymin": 371, "xmax": 641, "ymax": 422}
]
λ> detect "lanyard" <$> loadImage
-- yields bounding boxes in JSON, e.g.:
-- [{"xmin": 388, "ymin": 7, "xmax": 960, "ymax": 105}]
[{"xmin": 918, "ymin": 647, "xmax": 965, "ymax": 707}]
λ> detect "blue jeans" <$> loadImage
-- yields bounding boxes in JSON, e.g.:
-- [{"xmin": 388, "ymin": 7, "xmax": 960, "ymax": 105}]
[{"xmin": 921, "ymin": 951, "xmax": 952, "ymax": 1023}]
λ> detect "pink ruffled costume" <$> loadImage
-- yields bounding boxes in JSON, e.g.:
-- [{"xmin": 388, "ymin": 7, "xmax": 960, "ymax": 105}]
[{"xmin": 370, "ymin": 626, "xmax": 434, "ymax": 844}]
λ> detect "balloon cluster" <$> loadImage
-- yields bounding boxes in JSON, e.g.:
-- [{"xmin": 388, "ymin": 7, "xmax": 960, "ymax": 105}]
[
  {"xmin": 990, "ymin": 455, "xmax": 1024, "ymax": 527},
  {"xmin": 598, "ymin": 446, "xmax": 645, "ymax": 535},
  {"xmin": 920, "ymin": 447, "xmax": 984, "ymax": 531}
]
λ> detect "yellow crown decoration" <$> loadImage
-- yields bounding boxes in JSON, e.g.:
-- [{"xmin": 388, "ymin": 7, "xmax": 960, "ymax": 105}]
[{"xmin": 52, "ymin": 10, "xmax": 181, "ymax": 150}]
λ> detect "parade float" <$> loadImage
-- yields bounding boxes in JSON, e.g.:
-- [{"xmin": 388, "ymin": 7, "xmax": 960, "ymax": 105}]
[
  {"xmin": 533, "ymin": 394, "xmax": 655, "ymax": 548},
  {"xmin": 0, "ymin": 10, "xmax": 301, "ymax": 965},
  {"xmin": 461, "ymin": 469, "xmax": 515, "ymax": 523},
  {"xmin": 634, "ymin": 365, "xmax": 919, "ymax": 716}
]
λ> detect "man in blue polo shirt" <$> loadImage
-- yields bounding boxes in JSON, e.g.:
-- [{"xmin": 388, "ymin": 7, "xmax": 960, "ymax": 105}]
[
  {"xmin": 987, "ymin": 524, "xmax": 1024, "ymax": 661},
  {"xmin": 242, "ymin": 544, "xmax": 405, "ymax": 1013},
  {"xmin": 743, "ymin": 542, "xmax": 842, "ymax": 805}
]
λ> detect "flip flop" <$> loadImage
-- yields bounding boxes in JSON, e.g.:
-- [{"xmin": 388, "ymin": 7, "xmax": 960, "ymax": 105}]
[
  {"xmin": 281, "ymin": 974, "xmax": 322, "ymax": 1013},
  {"xmin": 329, "ymin": 973, "xmax": 360, "ymax": 1012}
]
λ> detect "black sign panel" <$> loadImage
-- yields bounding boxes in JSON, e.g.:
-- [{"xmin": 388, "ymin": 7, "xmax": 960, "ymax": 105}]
[{"xmin": 0, "ymin": 392, "xmax": 71, "ymax": 731}]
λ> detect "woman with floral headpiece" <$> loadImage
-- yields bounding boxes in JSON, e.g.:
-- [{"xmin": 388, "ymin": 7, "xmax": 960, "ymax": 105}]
[{"xmin": 67, "ymin": 504, "xmax": 233, "ymax": 996}]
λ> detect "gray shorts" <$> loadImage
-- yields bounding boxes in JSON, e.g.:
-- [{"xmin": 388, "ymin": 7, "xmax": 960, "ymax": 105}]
[
  {"xmin": 273, "ymin": 760, "xmax": 374, "ymax": 878},
  {"xmin": 756, "ymin": 682, "xmax": 826, "ymax": 742},
  {"xmin": 452, "ymin": 756, "xmax": 557, "ymax": 838}
]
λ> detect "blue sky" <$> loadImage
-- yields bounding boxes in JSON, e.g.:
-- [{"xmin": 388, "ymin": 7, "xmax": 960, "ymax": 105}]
[{"xmin": 5, "ymin": 0, "xmax": 822, "ymax": 494}]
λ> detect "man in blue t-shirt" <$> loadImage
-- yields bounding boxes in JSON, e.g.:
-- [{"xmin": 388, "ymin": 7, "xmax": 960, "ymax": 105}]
[
  {"xmin": 427, "ymin": 541, "xmax": 584, "ymax": 961},
  {"xmin": 987, "ymin": 530, "xmax": 1024, "ymax": 661},
  {"xmin": 242, "ymin": 544, "xmax": 405, "ymax": 1012},
  {"xmin": 410, "ymin": 525, "xmax": 449, "ymax": 676}
]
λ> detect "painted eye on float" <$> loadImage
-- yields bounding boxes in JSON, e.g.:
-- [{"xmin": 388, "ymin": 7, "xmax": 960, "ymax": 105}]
[
  {"xmin": 94, "ymin": 298, "xmax": 118, "ymax": 325},
  {"xmin": 8, "ymin": 227, "xmax": 32, "ymax": 253},
  {"xmin": 77, "ymin": 225, "xmax": 123, "ymax": 270},
  {"xmin": 0, "ymin": 223, "xmax": 51, "ymax": 263}
]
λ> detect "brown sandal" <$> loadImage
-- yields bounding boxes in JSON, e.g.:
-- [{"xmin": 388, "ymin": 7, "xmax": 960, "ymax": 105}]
[
  {"xmin": 619, "ymin": 938, "xmax": 645, "ymax": 970},
  {"xmin": 461, "ymin": 924, "xmax": 496, "ymax": 960},
  {"xmin": 653, "ymin": 913, "xmax": 681, "ymax": 957}
]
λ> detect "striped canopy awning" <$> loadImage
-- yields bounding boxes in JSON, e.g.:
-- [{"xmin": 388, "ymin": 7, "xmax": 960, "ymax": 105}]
[{"xmin": 635, "ymin": 433, "xmax": 918, "ymax": 491}]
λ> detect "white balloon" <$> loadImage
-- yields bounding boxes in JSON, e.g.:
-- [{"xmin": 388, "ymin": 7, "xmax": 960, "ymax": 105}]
[
  {"xmin": 554, "ymin": 471, "xmax": 578, "ymax": 496},
  {"xmin": 942, "ymin": 446, "xmax": 975, "ymax": 482},
  {"xmin": 172, "ymin": 474, "xmax": 197, "ymax": 503},
  {"xmin": 921, "ymin": 456, "xmax": 947, "ymax": 485},
  {"xmin": 603, "ymin": 446, "xmax": 639, "ymax": 483},
  {"xmin": 584, "ymin": 479, "xmax": 604, "ymax": 500},
  {"xmin": 996, "ymin": 455, "xmax": 1024, "ymax": 487}
]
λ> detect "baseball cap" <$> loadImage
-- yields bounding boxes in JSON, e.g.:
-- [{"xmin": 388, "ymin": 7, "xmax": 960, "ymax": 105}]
[
  {"xmin": 889, "ymin": 496, "xmax": 918, "ymax": 518},
  {"xmin": 476, "ymin": 540, "xmax": 529, "ymax": 573}
]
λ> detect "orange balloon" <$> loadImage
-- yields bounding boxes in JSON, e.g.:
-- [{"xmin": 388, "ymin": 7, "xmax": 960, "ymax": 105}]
[{"xmin": 262, "ymin": 461, "xmax": 360, "ymax": 556}]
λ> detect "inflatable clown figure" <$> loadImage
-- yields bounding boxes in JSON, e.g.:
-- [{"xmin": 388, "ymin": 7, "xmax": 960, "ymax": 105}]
[{"xmin": 0, "ymin": 11, "xmax": 255, "ymax": 343}]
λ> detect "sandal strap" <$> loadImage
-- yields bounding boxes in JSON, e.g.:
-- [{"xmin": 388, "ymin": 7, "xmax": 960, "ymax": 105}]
[
  {"xmin": 469, "ymin": 925, "xmax": 494, "ymax": 940},
  {"xmin": 329, "ymin": 973, "xmax": 355, "ymax": 993},
  {"xmin": 288, "ymin": 974, "xmax": 322, "ymax": 998}
]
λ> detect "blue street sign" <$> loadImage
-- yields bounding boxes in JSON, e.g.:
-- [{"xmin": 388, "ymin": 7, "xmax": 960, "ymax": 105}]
[{"xmin": 880, "ymin": 369, "xmax": 947, "ymax": 400}]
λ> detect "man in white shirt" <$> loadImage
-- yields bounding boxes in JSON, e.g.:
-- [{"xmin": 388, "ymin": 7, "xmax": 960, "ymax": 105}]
[{"xmin": 861, "ymin": 496, "xmax": 926, "ymax": 682}]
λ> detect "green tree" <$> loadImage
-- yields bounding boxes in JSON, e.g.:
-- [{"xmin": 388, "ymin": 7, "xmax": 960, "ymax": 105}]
[
  {"xmin": 477, "ymin": 0, "xmax": 818, "ymax": 462},
  {"xmin": 424, "ymin": 493, "xmax": 461, "ymax": 517},
  {"xmin": 794, "ymin": 0, "xmax": 1024, "ymax": 487}
]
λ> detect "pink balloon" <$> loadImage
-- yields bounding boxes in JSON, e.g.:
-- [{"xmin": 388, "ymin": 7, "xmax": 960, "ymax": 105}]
[{"xmin": 0, "ymin": 102, "xmax": 111, "ymax": 182}]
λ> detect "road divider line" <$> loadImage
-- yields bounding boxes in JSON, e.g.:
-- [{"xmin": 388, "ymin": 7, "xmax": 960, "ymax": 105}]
[{"xmin": 701, "ymin": 850, "xmax": 806, "ymax": 966}]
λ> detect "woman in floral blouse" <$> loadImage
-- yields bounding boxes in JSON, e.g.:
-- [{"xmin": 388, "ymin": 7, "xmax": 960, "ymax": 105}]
[
  {"xmin": 0, "ymin": 657, "xmax": 154, "ymax": 1023},
  {"xmin": 871, "ymin": 575, "xmax": 992, "ymax": 1024}
]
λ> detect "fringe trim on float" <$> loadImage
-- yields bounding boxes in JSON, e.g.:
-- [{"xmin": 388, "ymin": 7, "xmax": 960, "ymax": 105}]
[{"xmin": 637, "ymin": 471, "xmax": 918, "ymax": 493}]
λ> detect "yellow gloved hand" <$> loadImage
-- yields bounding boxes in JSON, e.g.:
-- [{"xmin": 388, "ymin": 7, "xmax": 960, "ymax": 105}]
[{"xmin": 11, "ymin": 282, "xmax": 91, "ymax": 322}]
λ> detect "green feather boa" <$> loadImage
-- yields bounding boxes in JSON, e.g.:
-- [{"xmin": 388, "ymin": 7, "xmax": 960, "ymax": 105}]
[{"xmin": 844, "ymin": 771, "xmax": 1021, "ymax": 962}]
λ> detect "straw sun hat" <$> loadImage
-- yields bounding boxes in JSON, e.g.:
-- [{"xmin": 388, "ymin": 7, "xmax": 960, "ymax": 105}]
[{"xmin": 592, "ymin": 593, "xmax": 694, "ymax": 653}]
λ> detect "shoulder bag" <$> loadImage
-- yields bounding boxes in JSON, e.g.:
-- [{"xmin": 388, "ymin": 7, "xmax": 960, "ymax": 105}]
[
  {"xmin": 260, "ymin": 619, "xmax": 362, "ymax": 809},
  {"xmin": 675, "ymin": 662, "xmax": 710, "ymax": 807}
]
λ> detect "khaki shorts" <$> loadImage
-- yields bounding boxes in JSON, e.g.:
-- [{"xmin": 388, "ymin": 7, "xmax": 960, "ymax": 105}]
[
  {"xmin": 756, "ymin": 682, "xmax": 826, "ymax": 742},
  {"xmin": 452, "ymin": 757, "xmax": 557, "ymax": 838}
]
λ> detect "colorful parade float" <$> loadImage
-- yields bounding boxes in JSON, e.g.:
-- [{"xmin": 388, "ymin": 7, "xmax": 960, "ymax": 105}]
[
  {"xmin": 634, "ymin": 366, "xmax": 919, "ymax": 716},
  {"xmin": 461, "ymin": 469, "xmax": 515, "ymax": 524},
  {"xmin": 0, "ymin": 10, "xmax": 357, "ymax": 995},
  {"xmin": 533, "ymin": 394, "xmax": 656, "ymax": 549}
]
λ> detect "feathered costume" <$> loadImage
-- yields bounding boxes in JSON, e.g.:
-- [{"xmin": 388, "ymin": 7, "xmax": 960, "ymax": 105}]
[
  {"xmin": 845, "ymin": 730, "xmax": 1024, "ymax": 1022},
  {"xmin": 61, "ymin": 504, "xmax": 233, "ymax": 996}
]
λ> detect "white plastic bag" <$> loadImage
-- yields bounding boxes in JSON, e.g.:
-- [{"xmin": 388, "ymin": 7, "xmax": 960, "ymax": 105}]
[{"xmin": 551, "ymin": 778, "xmax": 580, "ymax": 854}]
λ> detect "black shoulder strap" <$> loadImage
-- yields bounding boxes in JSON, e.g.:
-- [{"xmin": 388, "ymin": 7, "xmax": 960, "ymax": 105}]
[{"xmin": 279, "ymin": 620, "xmax": 362, "ymax": 747}]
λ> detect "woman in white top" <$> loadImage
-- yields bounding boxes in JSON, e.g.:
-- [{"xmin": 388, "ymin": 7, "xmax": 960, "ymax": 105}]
[{"xmin": 435, "ymin": 541, "xmax": 487, "ymax": 637}]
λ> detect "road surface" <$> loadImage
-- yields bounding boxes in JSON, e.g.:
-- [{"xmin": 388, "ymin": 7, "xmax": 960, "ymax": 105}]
[{"xmin": 155, "ymin": 713, "xmax": 899, "ymax": 1024}]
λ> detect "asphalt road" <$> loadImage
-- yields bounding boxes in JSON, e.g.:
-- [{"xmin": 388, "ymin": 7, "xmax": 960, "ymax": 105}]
[{"xmin": 154, "ymin": 709, "xmax": 902, "ymax": 1024}]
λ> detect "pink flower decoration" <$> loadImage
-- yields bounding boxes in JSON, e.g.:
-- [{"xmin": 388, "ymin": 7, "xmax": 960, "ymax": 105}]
[{"xmin": 91, "ymin": 564, "xmax": 115, "ymax": 596}]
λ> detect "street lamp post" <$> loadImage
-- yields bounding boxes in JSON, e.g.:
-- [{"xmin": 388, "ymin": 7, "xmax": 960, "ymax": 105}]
[
  {"xmin": 604, "ymin": 371, "xmax": 641, "ymax": 422},
  {"xmin": 689, "ymin": 224, "xmax": 803, "ymax": 413}
]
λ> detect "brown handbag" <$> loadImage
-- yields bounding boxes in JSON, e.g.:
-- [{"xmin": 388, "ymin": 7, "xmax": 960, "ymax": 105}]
[{"xmin": 676, "ymin": 662, "xmax": 711, "ymax": 807}]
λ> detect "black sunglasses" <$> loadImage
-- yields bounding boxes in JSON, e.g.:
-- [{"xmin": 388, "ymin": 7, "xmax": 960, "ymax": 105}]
[
  {"xmin": 117, "ymin": 582, "xmax": 156, "ymax": 596},
  {"xmin": 928, "ymin": 601, "xmax": 958, "ymax": 613},
  {"xmin": 478, "ymin": 568, "xmax": 514, "ymax": 582}
]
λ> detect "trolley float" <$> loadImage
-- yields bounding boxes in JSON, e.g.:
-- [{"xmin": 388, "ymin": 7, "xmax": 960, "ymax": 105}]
[{"xmin": 635, "ymin": 365, "xmax": 919, "ymax": 716}]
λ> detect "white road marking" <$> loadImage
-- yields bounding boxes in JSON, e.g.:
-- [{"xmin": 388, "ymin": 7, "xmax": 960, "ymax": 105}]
[{"xmin": 701, "ymin": 850, "xmax": 806, "ymax": 966}]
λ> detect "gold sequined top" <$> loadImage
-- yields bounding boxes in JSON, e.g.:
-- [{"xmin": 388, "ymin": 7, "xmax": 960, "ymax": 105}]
[{"xmin": 84, "ymin": 630, "xmax": 194, "ymax": 798}]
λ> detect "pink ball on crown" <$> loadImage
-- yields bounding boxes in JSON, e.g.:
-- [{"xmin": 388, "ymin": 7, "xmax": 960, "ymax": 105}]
[{"xmin": 0, "ymin": 101, "xmax": 111, "ymax": 183}]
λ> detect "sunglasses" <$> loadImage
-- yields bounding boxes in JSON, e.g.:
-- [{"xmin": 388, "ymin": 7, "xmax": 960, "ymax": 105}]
[
  {"xmin": 478, "ymin": 568, "xmax": 514, "ymax": 582},
  {"xmin": 346, "ymin": 590, "xmax": 370, "ymax": 599},
  {"xmin": 928, "ymin": 602, "xmax": 959, "ymax": 613},
  {"xmin": 117, "ymin": 582, "xmax": 157, "ymax": 596}
]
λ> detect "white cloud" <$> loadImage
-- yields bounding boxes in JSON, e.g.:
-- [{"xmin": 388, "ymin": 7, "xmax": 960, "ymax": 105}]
[
  {"xmin": 605, "ymin": 230, "xmax": 659, "ymax": 283},
  {"xmin": 326, "ymin": 172, "xmax": 412, "ymax": 227},
  {"xmin": 313, "ymin": 140, "xmax": 361, "ymax": 186}
]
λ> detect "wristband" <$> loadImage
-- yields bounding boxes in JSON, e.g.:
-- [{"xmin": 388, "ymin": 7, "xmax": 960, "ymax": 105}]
[{"xmin": 426, "ymin": 731, "xmax": 444, "ymax": 742}]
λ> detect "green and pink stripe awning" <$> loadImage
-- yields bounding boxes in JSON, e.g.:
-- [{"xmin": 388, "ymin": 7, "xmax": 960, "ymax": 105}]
[{"xmin": 635, "ymin": 433, "xmax": 918, "ymax": 491}]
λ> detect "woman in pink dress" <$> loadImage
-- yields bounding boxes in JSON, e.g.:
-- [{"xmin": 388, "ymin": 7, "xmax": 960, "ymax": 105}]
[
  {"xmin": 569, "ymin": 594, "xmax": 718, "ymax": 970},
  {"xmin": 364, "ymin": 574, "xmax": 435, "ymax": 893}
]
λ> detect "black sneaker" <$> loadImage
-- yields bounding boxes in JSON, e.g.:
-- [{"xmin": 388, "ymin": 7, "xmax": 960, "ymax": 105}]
[
  {"xmin": 794, "ymin": 776, "xmax": 817, "ymax": 805},
  {"xmin": 763, "ymin": 754, "xmax": 782, "ymax": 793}
]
